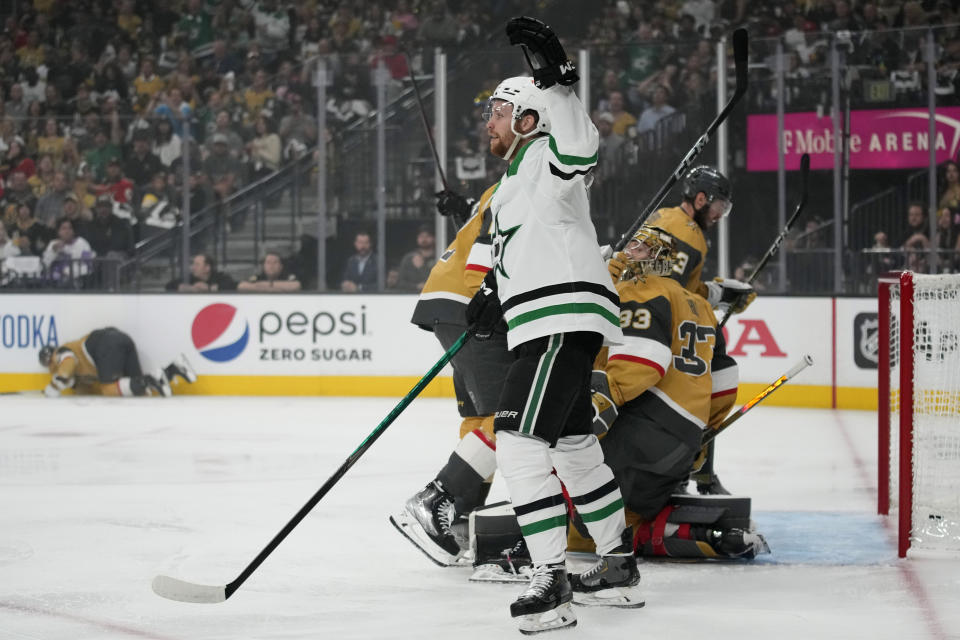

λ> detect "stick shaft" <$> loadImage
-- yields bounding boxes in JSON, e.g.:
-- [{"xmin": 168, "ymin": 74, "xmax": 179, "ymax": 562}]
[
  {"xmin": 222, "ymin": 331, "xmax": 468, "ymax": 598},
  {"xmin": 703, "ymin": 354, "xmax": 813, "ymax": 445},
  {"xmin": 614, "ymin": 29, "xmax": 748, "ymax": 252},
  {"xmin": 403, "ymin": 51, "xmax": 448, "ymax": 190},
  {"xmin": 153, "ymin": 331, "xmax": 470, "ymax": 602}
]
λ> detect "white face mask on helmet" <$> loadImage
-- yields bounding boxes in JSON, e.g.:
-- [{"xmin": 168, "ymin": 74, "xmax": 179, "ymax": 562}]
[{"xmin": 483, "ymin": 75, "xmax": 551, "ymax": 159}]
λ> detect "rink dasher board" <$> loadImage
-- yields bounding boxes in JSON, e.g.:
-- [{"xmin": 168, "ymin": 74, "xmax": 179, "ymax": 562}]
[{"xmin": 0, "ymin": 294, "xmax": 879, "ymax": 407}]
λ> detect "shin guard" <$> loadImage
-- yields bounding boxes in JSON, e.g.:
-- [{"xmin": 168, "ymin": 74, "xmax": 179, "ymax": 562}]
[
  {"xmin": 551, "ymin": 434, "xmax": 625, "ymax": 556},
  {"xmin": 496, "ymin": 430, "xmax": 567, "ymax": 566}
]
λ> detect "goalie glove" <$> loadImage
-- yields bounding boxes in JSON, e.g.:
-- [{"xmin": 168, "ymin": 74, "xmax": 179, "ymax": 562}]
[
  {"xmin": 704, "ymin": 277, "xmax": 757, "ymax": 315},
  {"xmin": 43, "ymin": 374, "xmax": 74, "ymax": 397},
  {"xmin": 466, "ymin": 271, "xmax": 504, "ymax": 341},
  {"xmin": 590, "ymin": 370, "xmax": 618, "ymax": 436},
  {"xmin": 435, "ymin": 190, "xmax": 473, "ymax": 227},
  {"xmin": 606, "ymin": 251, "xmax": 628, "ymax": 284},
  {"xmin": 505, "ymin": 16, "xmax": 578, "ymax": 89}
]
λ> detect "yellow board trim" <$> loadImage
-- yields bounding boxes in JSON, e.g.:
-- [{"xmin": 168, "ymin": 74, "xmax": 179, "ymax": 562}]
[{"xmin": 1, "ymin": 373, "xmax": 878, "ymax": 409}]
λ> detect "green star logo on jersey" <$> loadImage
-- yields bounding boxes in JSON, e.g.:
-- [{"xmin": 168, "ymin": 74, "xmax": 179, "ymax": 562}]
[{"xmin": 492, "ymin": 212, "xmax": 521, "ymax": 280}]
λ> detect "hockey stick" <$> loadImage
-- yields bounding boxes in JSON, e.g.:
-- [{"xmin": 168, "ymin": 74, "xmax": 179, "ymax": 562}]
[
  {"xmin": 702, "ymin": 354, "xmax": 813, "ymax": 446},
  {"xmin": 717, "ymin": 153, "xmax": 810, "ymax": 330},
  {"xmin": 152, "ymin": 331, "xmax": 471, "ymax": 603},
  {"xmin": 613, "ymin": 28, "xmax": 749, "ymax": 252},
  {"xmin": 401, "ymin": 50, "xmax": 448, "ymax": 190}
]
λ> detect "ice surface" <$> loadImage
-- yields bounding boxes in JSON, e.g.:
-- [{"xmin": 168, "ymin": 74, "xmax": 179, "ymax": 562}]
[{"xmin": 1, "ymin": 396, "xmax": 958, "ymax": 639}]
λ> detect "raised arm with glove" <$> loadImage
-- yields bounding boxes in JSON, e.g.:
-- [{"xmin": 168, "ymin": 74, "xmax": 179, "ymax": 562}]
[{"xmin": 505, "ymin": 16, "xmax": 579, "ymax": 89}]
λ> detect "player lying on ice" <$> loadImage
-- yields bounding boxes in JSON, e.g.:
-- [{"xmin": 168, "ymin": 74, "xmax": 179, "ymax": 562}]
[{"xmin": 39, "ymin": 326, "xmax": 196, "ymax": 397}]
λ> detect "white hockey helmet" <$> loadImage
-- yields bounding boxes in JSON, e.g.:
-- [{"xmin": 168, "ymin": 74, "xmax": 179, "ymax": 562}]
[{"xmin": 486, "ymin": 75, "xmax": 551, "ymax": 136}]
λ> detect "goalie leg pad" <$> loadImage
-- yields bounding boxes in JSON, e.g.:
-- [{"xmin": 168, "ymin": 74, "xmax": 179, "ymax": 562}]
[
  {"xmin": 632, "ymin": 496, "xmax": 768, "ymax": 559},
  {"xmin": 468, "ymin": 501, "xmax": 532, "ymax": 583}
]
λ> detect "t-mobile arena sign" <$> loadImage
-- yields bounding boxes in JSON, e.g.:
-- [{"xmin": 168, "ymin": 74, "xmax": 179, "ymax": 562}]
[{"xmin": 747, "ymin": 108, "xmax": 960, "ymax": 171}]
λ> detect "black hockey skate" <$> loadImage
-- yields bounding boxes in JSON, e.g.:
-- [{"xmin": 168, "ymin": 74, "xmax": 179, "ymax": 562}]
[
  {"xmin": 707, "ymin": 528, "xmax": 770, "ymax": 559},
  {"xmin": 164, "ymin": 354, "xmax": 197, "ymax": 385},
  {"xmin": 510, "ymin": 563, "xmax": 577, "ymax": 635},
  {"xmin": 695, "ymin": 473, "xmax": 732, "ymax": 496},
  {"xmin": 389, "ymin": 480, "xmax": 465, "ymax": 567},
  {"xmin": 569, "ymin": 535, "xmax": 644, "ymax": 608},
  {"xmin": 145, "ymin": 372, "xmax": 171, "ymax": 398}
]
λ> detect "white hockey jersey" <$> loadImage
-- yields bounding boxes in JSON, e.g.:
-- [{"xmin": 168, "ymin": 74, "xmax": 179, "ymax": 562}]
[{"xmin": 488, "ymin": 84, "xmax": 623, "ymax": 350}]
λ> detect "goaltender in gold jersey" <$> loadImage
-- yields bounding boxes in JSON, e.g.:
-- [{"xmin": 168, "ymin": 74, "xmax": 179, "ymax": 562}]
[{"xmin": 579, "ymin": 225, "xmax": 769, "ymax": 560}]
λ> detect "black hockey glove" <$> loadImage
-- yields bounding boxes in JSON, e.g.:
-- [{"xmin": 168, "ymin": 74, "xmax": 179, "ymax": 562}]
[
  {"xmin": 466, "ymin": 271, "xmax": 503, "ymax": 341},
  {"xmin": 435, "ymin": 190, "xmax": 473, "ymax": 227},
  {"xmin": 589, "ymin": 370, "xmax": 618, "ymax": 436},
  {"xmin": 505, "ymin": 16, "xmax": 578, "ymax": 89}
]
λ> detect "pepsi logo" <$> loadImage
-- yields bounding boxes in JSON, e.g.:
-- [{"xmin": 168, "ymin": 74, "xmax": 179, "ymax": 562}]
[{"xmin": 192, "ymin": 303, "xmax": 249, "ymax": 362}]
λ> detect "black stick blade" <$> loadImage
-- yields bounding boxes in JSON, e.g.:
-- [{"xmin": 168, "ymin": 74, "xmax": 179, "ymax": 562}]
[{"xmin": 800, "ymin": 152, "xmax": 810, "ymax": 178}]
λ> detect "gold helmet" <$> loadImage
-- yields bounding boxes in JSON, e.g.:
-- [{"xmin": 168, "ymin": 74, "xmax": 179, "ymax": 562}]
[{"xmin": 621, "ymin": 225, "xmax": 677, "ymax": 281}]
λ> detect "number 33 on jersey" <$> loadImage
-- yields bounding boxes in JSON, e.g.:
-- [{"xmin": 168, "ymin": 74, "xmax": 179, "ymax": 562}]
[{"xmin": 600, "ymin": 274, "xmax": 737, "ymax": 432}]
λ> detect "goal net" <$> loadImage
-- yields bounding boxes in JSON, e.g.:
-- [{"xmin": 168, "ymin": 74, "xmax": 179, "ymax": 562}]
[{"xmin": 878, "ymin": 271, "xmax": 960, "ymax": 558}]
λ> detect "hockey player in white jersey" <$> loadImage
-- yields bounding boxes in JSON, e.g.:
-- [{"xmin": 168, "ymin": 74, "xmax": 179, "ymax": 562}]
[{"xmin": 464, "ymin": 16, "xmax": 638, "ymax": 634}]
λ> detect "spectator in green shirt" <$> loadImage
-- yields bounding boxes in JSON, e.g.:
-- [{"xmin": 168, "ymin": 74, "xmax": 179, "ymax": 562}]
[{"xmin": 83, "ymin": 129, "xmax": 122, "ymax": 183}]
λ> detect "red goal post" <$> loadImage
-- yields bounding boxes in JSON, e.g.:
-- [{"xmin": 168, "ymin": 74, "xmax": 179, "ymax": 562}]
[{"xmin": 877, "ymin": 271, "xmax": 960, "ymax": 558}]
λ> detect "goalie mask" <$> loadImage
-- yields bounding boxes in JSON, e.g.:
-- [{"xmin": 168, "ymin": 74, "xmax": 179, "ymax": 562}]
[
  {"xmin": 621, "ymin": 226, "xmax": 677, "ymax": 281},
  {"xmin": 483, "ymin": 76, "xmax": 550, "ymax": 159}
]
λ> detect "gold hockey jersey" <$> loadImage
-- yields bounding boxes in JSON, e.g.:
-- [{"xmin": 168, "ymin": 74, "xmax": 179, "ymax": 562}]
[
  {"xmin": 48, "ymin": 334, "xmax": 102, "ymax": 394},
  {"xmin": 599, "ymin": 274, "xmax": 738, "ymax": 432},
  {"xmin": 410, "ymin": 183, "xmax": 499, "ymax": 329},
  {"xmin": 646, "ymin": 206, "xmax": 710, "ymax": 300}
]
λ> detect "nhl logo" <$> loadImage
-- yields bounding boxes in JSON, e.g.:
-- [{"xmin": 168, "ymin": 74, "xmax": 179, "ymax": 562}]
[{"xmin": 853, "ymin": 312, "xmax": 878, "ymax": 369}]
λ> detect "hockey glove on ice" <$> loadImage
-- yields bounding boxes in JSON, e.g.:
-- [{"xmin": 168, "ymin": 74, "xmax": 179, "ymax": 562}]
[
  {"xmin": 590, "ymin": 370, "xmax": 618, "ymax": 436},
  {"xmin": 506, "ymin": 16, "xmax": 578, "ymax": 89},
  {"xmin": 705, "ymin": 277, "xmax": 757, "ymax": 315},
  {"xmin": 466, "ymin": 271, "xmax": 504, "ymax": 341},
  {"xmin": 435, "ymin": 190, "xmax": 473, "ymax": 228},
  {"xmin": 43, "ymin": 374, "xmax": 73, "ymax": 398}
]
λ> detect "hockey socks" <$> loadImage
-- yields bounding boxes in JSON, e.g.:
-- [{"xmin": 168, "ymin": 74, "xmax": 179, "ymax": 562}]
[
  {"xmin": 496, "ymin": 431, "xmax": 569, "ymax": 566},
  {"xmin": 551, "ymin": 434, "xmax": 626, "ymax": 556},
  {"xmin": 111, "ymin": 374, "xmax": 169, "ymax": 397},
  {"xmin": 437, "ymin": 427, "xmax": 497, "ymax": 516}
]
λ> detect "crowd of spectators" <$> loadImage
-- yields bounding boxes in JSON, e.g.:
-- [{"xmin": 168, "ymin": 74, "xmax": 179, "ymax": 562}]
[
  {"xmin": 0, "ymin": 0, "xmax": 521, "ymax": 289},
  {"xmin": 572, "ymin": 0, "xmax": 960, "ymax": 137},
  {"xmin": 0, "ymin": 0, "xmax": 958, "ymax": 292},
  {"xmin": 863, "ymin": 160, "xmax": 960, "ymax": 274}
]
